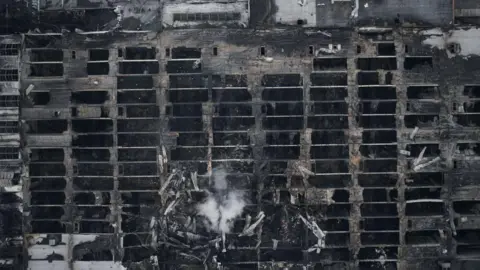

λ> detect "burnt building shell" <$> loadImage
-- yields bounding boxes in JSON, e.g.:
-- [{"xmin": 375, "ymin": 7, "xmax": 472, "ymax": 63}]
[{"xmin": 2, "ymin": 0, "xmax": 480, "ymax": 270}]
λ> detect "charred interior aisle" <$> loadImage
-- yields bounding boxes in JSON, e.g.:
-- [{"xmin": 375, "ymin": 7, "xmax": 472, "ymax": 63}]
[{"xmin": 1, "ymin": 2, "xmax": 480, "ymax": 267}]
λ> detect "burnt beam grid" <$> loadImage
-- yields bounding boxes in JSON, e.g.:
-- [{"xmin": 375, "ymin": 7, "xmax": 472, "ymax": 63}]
[
  {"xmin": 355, "ymin": 32, "xmax": 402, "ymax": 270},
  {"xmin": 355, "ymin": 31, "xmax": 403, "ymax": 270},
  {"xmin": 7, "ymin": 26, "xmax": 480, "ymax": 270}
]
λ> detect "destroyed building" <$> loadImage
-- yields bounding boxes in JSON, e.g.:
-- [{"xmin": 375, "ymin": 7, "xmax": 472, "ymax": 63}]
[{"xmin": 1, "ymin": 0, "xmax": 480, "ymax": 269}]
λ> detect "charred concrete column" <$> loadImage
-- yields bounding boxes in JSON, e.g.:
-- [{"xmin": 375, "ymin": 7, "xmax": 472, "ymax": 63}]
[
  {"xmin": 301, "ymin": 62, "xmax": 312, "ymax": 172},
  {"xmin": 18, "ymin": 39, "xmax": 30, "ymax": 263},
  {"xmin": 204, "ymin": 74, "xmax": 214, "ymax": 179},
  {"xmin": 347, "ymin": 48, "xmax": 361, "ymax": 270},
  {"xmin": 157, "ymin": 45, "xmax": 169, "ymax": 180},
  {"xmin": 300, "ymin": 63, "xmax": 312, "ymax": 262},
  {"xmin": 154, "ymin": 45, "xmax": 170, "ymax": 264},
  {"xmin": 111, "ymin": 47, "xmax": 121, "ymax": 261},
  {"xmin": 63, "ymin": 47, "xmax": 74, "ymax": 268},
  {"xmin": 63, "ymin": 48, "xmax": 74, "ymax": 258},
  {"xmin": 395, "ymin": 33, "xmax": 408, "ymax": 270},
  {"xmin": 201, "ymin": 52, "xmax": 213, "ymax": 180},
  {"xmin": 155, "ymin": 45, "xmax": 168, "ymax": 258},
  {"xmin": 248, "ymin": 73, "xmax": 265, "ymax": 263}
]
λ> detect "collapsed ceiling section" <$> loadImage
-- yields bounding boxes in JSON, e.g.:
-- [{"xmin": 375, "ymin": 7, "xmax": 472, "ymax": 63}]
[{"xmin": 2, "ymin": 0, "xmax": 480, "ymax": 270}]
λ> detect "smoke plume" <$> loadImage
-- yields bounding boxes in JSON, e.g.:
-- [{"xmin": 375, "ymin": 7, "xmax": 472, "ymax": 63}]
[{"xmin": 196, "ymin": 168, "xmax": 245, "ymax": 234}]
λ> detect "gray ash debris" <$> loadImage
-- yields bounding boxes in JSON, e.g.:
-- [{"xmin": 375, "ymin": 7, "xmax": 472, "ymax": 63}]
[
  {"xmin": 155, "ymin": 165, "xmax": 328, "ymax": 268},
  {"xmin": 155, "ymin": 166, "xmax": 255, "ymax": 267}
]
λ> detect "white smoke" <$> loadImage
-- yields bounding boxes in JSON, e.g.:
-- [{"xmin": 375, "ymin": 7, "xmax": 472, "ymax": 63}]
[
  {"xmin": 212, "ymin": 167, "xmax": 228, "ymax": 191},
  {"xmin": 196, "ymin": 168, "xmax": 246, "ymax": 234}
]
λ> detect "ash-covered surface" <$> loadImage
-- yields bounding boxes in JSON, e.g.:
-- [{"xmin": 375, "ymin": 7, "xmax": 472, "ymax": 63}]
[{"xmin": 1, "ymin": 0, "xmax": 480, "ymax": 270}]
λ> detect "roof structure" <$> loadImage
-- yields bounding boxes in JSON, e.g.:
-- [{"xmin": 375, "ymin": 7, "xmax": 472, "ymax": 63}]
[{"xmin": 1, "ymin": 1, "xmax": 480, "ymax": 270}]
